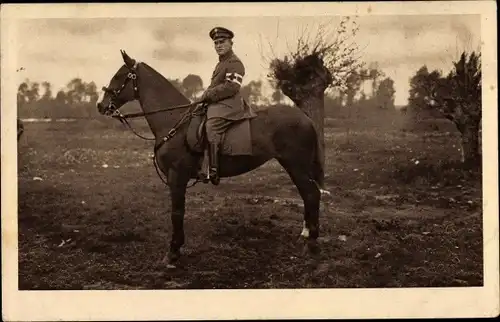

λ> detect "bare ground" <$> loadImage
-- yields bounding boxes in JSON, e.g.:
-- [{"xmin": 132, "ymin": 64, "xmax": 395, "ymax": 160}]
[{"xmin": 17, "ymin": 118, "xmax": 483, "ymax": 289}]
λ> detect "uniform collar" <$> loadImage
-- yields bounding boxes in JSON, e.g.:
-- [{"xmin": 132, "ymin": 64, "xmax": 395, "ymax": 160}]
[{"xmin": 218, "ymin": 49, "xmax": 234, "ymax": 62}]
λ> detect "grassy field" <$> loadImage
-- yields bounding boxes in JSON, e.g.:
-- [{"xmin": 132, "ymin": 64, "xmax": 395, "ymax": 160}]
[{"xmin": 17, "ymin": 114, "xmax": 483, "ymax": 289}]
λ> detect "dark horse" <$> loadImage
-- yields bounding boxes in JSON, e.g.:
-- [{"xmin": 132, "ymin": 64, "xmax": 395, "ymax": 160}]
[{"xmin": 97, "ymin": 50, "xmax": 328, "ymax": 265}]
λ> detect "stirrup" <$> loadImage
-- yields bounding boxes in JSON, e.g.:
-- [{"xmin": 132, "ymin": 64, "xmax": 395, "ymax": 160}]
[
  {"xmin": 197, "ymin": 146, "xmax": 211, "ymax": 184},
  {"xmin": 196, "ymin": 172, "xmax": 210, "ymax": 184},
  {"xmin": 197, "ymin": 161, "xmax": 211, "ymax": 184},
  {"xmin": 209, "ymin": 167, "xmax": 220, "ymax": 185}
]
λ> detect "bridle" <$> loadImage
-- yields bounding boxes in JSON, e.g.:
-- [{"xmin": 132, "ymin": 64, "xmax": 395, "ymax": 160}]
[
  {"xmin": 101, "ymin": 62, "xmax": 140, "ymax": 116},
  {"xmin": 101, "ymin": 62, "xmax": 204, "ymax": 140},
  {"xmin": 100, "ymin": 62, "xmax": 205, "ymax": 187}
]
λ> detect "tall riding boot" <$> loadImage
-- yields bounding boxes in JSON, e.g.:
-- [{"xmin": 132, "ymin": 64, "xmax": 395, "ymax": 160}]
[
  {"xmin": 197, "ymin": 147, "xmax": 210, "ymax": 183},
  {"xmin": 208, "ymin": 142, "xmax": 220, "ymax": 185}
]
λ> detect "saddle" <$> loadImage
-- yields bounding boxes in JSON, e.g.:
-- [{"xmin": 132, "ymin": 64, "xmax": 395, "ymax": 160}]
[{"xmin": 185, "ymin": 105, "xmax": 253, "ymax": 156}]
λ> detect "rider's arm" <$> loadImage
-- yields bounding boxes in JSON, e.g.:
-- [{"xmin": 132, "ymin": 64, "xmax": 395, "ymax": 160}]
[{"xmin": 201, "ymin": 60, "xmax": 245, "ymax": 103}]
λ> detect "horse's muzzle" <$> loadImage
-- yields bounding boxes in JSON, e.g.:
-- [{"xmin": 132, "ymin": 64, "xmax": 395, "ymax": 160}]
[
  {"xmin": 97, "ymin": 102, "xmax": 115, "ymax": 116},
  {"xmin": 97, "ymin": 102, "xmax": 106, "ymax": 115}
]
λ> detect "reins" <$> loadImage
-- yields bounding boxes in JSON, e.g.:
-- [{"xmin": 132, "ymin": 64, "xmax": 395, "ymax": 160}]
[
  {"xmin": 104, "ymin": 63, "xmax": 205, "ymax": 188},
  {"xmin": 114, "ymin": 101, "xmax": 199, "ymax": 120},
  {"xmin": 114, "ymin": 103, "xmax": 205, "ymax": 188},
  {"xmin": 111, "ymin": 102, "xmax": 201, "ymax": 141}
]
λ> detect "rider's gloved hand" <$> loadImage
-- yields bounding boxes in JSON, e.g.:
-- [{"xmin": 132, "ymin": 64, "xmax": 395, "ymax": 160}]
[{"xmin": 199, "ymin": 91, "xmax": 213, "ymax": 105}]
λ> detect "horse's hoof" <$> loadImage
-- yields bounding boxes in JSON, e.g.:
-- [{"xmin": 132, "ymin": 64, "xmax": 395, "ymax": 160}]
[
  {"xmin": 210, "ymin": 176, "xmax": 220, "ymax": 186},
  {"xmin": 164, "ymin": 251, "xmax": 181, "ymax": 265},
  {"xmin": 159, "ymin": 256, "xmax": 177, "ymax": 269},
  {"xmin": 307, "ymin": 240, "xmax": 321, "ymax": 255}
]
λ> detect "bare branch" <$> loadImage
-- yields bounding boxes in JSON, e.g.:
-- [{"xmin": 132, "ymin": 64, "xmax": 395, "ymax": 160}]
[{"xmin": 264, "ymin": 16, "xmax": 364, "ymax": 103}]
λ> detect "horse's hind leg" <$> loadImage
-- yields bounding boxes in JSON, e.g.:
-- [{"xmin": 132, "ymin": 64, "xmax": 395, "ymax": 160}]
[{"xmin": 278, "ymin": 160, "xmax": 321, "ymax": 255}]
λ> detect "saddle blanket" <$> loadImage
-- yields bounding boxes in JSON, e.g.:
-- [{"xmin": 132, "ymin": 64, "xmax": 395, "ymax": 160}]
[{"xmin": 186, "ymin": 114, "xmax": 253, "ymax": 156}]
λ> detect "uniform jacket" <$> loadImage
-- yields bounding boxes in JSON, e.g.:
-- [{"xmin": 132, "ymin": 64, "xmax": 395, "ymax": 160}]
[{"xmin": 201, "ymin": 50, "xmax": 257, "ymax": 121}]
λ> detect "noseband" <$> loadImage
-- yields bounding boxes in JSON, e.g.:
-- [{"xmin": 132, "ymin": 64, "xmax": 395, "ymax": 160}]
[{"xmin": 101, "ymin": 63, "xmax": 140, "ymax": 115}]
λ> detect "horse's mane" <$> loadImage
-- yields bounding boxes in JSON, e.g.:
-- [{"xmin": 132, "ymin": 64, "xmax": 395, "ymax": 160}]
[{"xmin": 140, "ymin": 62, "xmax": 191, "ymax": 105}]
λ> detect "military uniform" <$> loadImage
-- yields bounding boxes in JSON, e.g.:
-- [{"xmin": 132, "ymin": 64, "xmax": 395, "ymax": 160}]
[
  {"xmin": 203, "ymin": 52, "xmax": 254, "ymax": 120},
  {"xmin": 198, "ymin": 26, "xmax": 256, "ymax": 185}
]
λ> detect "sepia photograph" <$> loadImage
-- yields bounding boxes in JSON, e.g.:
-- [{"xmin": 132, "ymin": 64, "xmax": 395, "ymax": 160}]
[{"xmin": 2, "ymin": 1, "xmax": 498, "ymax": 320}]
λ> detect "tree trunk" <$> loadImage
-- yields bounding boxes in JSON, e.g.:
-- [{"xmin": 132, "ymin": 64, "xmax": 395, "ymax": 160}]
[
  {"xmin": 457, "ymin": 119, "xmax": 481, "ymax": 167},
  {"xmin": 297, "ymin": 94, "xmax": 325, "ymax": 180},
  {"xmin": 273, "ymin": 55, "xmax": 330, "ymax": 185}
]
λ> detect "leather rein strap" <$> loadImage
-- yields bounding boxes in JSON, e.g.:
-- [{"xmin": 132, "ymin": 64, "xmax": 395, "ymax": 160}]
[{"xmin": 103, "ymin": 65, "xmax": 205, "ymax": 188}]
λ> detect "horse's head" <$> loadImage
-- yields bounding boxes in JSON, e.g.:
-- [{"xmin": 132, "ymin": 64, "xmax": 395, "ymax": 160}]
[{"xmin": 97, "ymin": 50, "xmax": 140, "ymax": 116}]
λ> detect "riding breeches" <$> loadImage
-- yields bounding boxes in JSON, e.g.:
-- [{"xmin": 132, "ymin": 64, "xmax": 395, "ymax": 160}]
[{"xmin": 206, "ymin": 117, "xmax": 233, "ymax": 145}]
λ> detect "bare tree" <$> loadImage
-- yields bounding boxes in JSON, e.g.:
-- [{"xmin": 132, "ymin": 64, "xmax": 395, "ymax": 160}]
[{"xmin": 266, "ymin": 17, "xmax": 364, "ymax": 177}]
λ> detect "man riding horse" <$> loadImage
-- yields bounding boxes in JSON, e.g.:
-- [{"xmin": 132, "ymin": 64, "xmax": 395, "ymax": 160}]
[{"xmin": 197, "ymin": 27, "xmax": 257, "ymax": 185}]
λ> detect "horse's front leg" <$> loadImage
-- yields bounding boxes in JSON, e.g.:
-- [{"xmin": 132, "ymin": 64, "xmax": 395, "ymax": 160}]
[{"xmin": 165, "ymin": 168, "xmax": 189, "ymax": 265}]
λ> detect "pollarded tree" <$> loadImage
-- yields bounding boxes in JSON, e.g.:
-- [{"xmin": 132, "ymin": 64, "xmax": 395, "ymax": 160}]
[{"xmin": 267, "ymin": 17, "xmax": 364, "ymax": 178}]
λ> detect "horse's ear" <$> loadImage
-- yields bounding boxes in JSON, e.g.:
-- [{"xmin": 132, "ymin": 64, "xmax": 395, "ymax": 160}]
[{"xmin": 120, "ymin": 49, "xmax": 136, "ymax": 68}]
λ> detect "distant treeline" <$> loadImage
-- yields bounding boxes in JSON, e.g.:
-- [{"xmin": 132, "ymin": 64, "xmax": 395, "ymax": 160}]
[
  {"xmin": 18, "ymin": 78, "xmax": 99, "ymax": 119},
  {"xmin": 18, "ymin": 59, "xmax": 471, "ymax": 124},
  {"xmin": 18, "ymin": 64, "xmax": 406, "ymax": 121},
  {"xmin": 17, "ymin": 73, "xmax": 459, "ymax": 135}
]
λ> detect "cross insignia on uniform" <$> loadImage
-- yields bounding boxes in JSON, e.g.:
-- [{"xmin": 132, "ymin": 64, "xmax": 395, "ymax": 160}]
[{"xmin": 225, "ymin": 72, "xmax": 243, "ymax": 85}]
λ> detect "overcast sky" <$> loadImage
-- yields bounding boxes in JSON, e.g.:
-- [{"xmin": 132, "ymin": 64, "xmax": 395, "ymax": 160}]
[{"xmin": 16, "ymin": 14, "xmax": 480, "ymax": 106}]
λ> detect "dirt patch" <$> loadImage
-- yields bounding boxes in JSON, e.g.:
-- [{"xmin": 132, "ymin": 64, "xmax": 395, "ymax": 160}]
[{"xmin": 17, "ymin": 121, "xmax": 483, "ymax": 289}]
